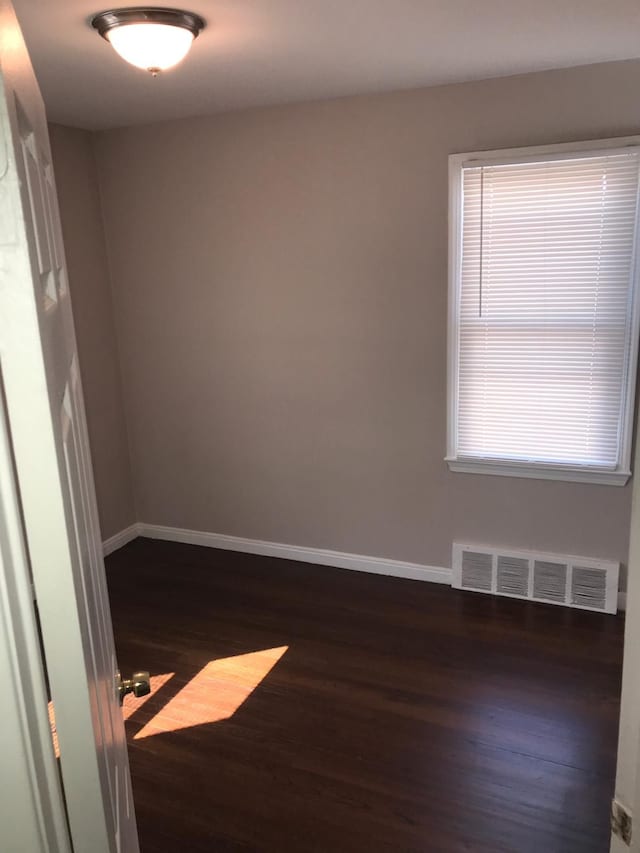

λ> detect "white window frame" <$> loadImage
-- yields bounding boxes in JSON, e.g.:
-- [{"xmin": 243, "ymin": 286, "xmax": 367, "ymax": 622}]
[{"xmin": 446, "ymin": 137, "xmax": 640, "ymax": 486}]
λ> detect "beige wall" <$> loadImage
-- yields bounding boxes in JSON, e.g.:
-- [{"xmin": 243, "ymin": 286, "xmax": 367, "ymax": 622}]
[
  {"xmin": 89, "ymin": 59, "xmax": 640, "ymax": 569},
  {"xmin": 49, "ymin": 124, "xmax": 136, "ymax": 541}
]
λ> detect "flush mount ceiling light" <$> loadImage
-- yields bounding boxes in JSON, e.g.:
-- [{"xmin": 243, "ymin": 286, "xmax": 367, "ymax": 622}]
[{"xmin": 91, "ymin": 7, "xmax": 205, "ymax": 75}]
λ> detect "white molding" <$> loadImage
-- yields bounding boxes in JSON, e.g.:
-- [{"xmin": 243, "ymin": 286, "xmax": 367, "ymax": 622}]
[
  {"xmin": 451, "ymin": 136, "xmax": 640, "ymax": 168},
  {"xmin": 136, "ymin": 523, "xmax": 452, "ymax": 585},
  {"xmin": 102, "ymin": 522, "xmax": 624, "ymax": 609},
  {"xmin": 446, "ymin": 458, "xmax": 631, "ymax": 486},
  {"xmin": 102, "ymin": 523, "xmax": 141, "ymax": 557}
]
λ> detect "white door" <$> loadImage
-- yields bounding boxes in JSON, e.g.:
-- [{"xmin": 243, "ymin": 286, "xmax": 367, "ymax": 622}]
[{"xmin": 0, "ymin": 3, "xmax": 140, "ymax": 852}]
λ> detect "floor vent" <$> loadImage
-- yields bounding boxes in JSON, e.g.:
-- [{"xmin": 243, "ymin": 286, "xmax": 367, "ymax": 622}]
[{"xmin": 452, "ymin": 543, "xmax": 619, "ymax": 614}]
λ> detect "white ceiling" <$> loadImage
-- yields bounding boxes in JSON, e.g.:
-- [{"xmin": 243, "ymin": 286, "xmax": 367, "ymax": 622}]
[{"xmin": 12, "ymin": 0, "xmax": 640, "ymax": 130}]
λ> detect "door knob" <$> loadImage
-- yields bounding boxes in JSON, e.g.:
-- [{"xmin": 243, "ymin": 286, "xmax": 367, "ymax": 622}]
[{"xmin": 118, "ymin": 671, "xmax": 151, "ymax": 705}]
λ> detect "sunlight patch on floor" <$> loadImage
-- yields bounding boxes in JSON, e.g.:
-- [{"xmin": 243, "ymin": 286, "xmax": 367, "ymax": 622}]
[{"xmin": 134, "ymin": 646, "xmax": 288, "ymax": 739}]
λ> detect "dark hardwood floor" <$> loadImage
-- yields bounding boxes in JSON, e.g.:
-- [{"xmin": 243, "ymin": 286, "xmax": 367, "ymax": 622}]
[{"xmin": 106, "ymin": 538, "xmax": 624, "ymax": 853}]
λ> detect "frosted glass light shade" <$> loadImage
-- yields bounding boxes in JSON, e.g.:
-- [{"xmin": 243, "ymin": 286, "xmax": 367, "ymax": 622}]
[{"xmin": 107, "ymin": 22, "xmax": 194, "ymax": 71}]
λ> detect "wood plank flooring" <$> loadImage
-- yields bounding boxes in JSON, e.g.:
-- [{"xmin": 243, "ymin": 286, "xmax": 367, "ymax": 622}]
[{"xmin": 106, "ymin": 538, "xmax": 624, "ymax": 853}]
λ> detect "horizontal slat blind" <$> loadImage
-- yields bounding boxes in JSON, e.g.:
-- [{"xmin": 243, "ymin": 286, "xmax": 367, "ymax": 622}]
[{"xmin": 456, "ymin": 151, "xmax": 640, "ymax": 468}]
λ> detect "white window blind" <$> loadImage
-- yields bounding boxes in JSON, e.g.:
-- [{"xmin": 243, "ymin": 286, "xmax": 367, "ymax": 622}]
[{"xmin": 450, "ymin": 145, "xmax": 640, "ymax": 483}]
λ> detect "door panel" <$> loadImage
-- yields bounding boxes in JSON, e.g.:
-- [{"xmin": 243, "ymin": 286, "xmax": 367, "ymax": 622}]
[
  {"xmin": 0, "ymin": 370, "xmax": 72, "ymax": 853},
  {"xmin": 0, "ymin": 3, "xmax": 139, "ymax": 851}
]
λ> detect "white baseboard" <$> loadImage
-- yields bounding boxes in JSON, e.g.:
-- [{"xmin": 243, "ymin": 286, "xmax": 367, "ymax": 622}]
[
  {"xmin": 134, "ymin": 523, "xmax": 453, "ymax": 585},
  {"xmin": 102, "ymin": 522, "xmax": 625, "ymax": 612},
  {"xmin": 102, "ymin": 523, "xmax": 141, "ymax": 557}
]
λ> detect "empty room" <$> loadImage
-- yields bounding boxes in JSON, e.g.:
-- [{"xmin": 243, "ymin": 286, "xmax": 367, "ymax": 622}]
[{"xmin": 2, "ymin": 1, "xmax": 640, "ymax": 851}]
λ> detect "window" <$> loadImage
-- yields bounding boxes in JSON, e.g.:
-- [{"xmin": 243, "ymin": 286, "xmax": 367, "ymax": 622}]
[{"xmin": 447, "ymin": 139, "xmax": 640, "ymax": 485}]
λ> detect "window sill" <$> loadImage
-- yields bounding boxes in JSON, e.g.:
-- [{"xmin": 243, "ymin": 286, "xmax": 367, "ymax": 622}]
[{"xmin": 445, "ymin": 457, "xmax": 631, "ymax": 486}]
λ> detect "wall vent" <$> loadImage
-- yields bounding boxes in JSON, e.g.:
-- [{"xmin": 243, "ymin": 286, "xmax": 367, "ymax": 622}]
[{"xmin": 452, "ymin": 543, "xmax": 619, "ymax": 614}]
